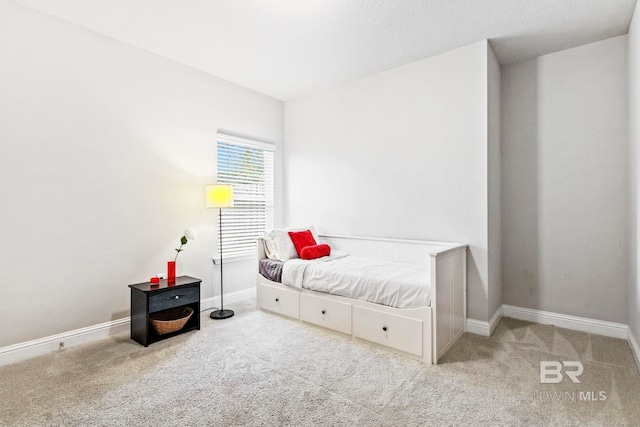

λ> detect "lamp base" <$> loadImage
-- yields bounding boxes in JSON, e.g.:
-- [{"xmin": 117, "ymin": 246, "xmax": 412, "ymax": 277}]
[{"xmin": 210, "ymin": 309, "xmax": 234, "ymax": 320}]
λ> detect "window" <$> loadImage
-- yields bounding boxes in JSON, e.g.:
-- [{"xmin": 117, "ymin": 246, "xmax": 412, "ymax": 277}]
[{"xmin": 216, "ymin": 133, "xmax": 275, "ymax": 257}]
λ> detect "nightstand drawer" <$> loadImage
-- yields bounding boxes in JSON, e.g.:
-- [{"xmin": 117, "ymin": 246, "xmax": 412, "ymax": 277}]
[{"xmin": 149, "ymin": 286, "xmax": 199, "ymax": 313}]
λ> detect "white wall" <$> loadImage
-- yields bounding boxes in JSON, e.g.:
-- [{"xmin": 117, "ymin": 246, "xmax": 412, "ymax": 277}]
[
  {"xmin": 629, "ymin": 6, "xmax": 640, "ymax": 342},
  {"xmin": 487, "ymin": 44, "xmax": 502, "ymax": 321},
  {"xmin": 284, "ymin": 41, "xmax": 495, "ymax": 322},
  {"xmin": 0, "ymin": 1, "xmax": 283, "ymax": 347},
  {"xmin": 502, "ymin": 36, "xmax": 628, "ymax": 323}
]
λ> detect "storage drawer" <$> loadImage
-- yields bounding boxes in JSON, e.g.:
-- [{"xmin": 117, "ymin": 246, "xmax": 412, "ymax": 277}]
[
  {"xmin": 352, "ymin": 306, "xmax": 423, "ymax": 356},
  {"xmin": 257, "ymin": 283, "xmax": 299, "ymax": 319},
  {"xmin": 149, "ymin": 285, "xmax": 199, "ymax": 313},
  {"xmin": 300, "ymin": 293, "xmax": 352, "ymax": 335}
]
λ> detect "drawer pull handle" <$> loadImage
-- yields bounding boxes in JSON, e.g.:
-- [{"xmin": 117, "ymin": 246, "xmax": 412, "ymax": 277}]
[
  {"xmin": 321, "ymin": 310, "xmax": 326, "ymax": 315},
  {"xmin": 166, "ymin": 295, "xmax": 183, "ymax": 300},
  {"xmin": 382, "ymin": 326, "xmax": 387, "ymax": 332},
  {"xmin": 275, "ymin": 298, "xmax": 279, "ymax": 302}
]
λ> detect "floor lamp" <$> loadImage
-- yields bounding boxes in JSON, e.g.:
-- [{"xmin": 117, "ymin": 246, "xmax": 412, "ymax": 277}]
[{"xmin": 206, "ymin": 184, "xmax": 235, "ymax": 319}]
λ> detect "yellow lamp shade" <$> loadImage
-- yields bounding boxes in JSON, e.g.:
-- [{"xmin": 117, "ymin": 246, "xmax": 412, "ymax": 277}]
[{"xmin": 205, "ymin": 184, "xmax": 234, "ymax": 208}]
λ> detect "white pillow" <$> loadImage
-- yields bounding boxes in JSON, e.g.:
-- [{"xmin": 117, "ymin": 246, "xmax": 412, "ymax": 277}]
[
  {"xmin": 266, "ymin": 225, "xmax": 319, "ymax": 262},
  {"xmin": 263, "ymin": 230, "xmax": 279, "ymax": 260}
]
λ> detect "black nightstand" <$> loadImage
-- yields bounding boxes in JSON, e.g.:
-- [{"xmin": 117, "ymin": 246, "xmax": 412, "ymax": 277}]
[{"xmin": 128, "ymin": 276, "xmax": 201, "ymax": 346}]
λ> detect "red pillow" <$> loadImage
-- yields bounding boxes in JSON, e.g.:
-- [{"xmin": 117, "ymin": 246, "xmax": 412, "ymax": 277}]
[
  {"xmin": 300, "ymin": 244, "xmax": 331, "ymax": 260},
  {"xmin": 288, "ymin": 230, "xmax": 317, "ymax": 256}
]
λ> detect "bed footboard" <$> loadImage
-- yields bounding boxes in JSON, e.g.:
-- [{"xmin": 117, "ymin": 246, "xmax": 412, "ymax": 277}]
[{"xmin": 430, "ymin": 245, "xmax": 467, "ymax": 362}]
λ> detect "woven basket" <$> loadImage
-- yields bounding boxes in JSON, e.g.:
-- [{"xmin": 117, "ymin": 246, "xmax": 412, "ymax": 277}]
[{"xmin": 149, "ymin": 306, "xmax": 194, "ymax": 335}]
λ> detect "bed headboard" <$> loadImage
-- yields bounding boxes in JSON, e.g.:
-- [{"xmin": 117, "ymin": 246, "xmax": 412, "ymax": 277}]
[
  {"xmin": 256, "ymin": 233, "xmax": 466, "ymax": 268},
  {"xmin": 319, "ymin": 234, "xmax": 465, "ymax": 267}
]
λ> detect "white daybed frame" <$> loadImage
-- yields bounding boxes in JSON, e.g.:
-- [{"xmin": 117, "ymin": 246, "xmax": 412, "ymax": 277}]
[{"xmin": 256, "ymin": 234, "xmax": 467, "ymax": 364}]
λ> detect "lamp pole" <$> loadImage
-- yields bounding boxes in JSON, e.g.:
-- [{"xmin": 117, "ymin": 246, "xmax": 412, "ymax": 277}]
[{"xmin": 208, "ymin": 184, "xmax": 234, "ymax": 320}]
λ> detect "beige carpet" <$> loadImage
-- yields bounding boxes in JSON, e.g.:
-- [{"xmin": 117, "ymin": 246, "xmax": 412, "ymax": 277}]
[{"xmin": 1, "ymin": 299, "xmax": 639, "ymax": 426}]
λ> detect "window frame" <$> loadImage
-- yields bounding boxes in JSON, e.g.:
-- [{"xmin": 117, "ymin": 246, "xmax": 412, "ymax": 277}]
[{"xmin": 214, "ymin": 132, "xmax": 275, "ymax": 261}]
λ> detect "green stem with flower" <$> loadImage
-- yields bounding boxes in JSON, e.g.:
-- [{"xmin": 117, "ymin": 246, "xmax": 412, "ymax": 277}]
[{"xmin": 174, "ymin": 229, "xmax": 195, "ymax": 261}]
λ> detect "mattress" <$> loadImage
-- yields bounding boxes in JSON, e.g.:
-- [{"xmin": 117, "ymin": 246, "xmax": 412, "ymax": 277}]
[
  {"xmin": 281, "ymin": 253, "xmax": 430, "ymax": 309},
  {"xmin": 259, "ymin": 259, "xmax": 284, "ymax": 283}
]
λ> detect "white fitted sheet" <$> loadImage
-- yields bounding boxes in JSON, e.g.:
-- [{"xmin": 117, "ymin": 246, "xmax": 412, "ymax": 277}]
[{"xmin": 282, "ymin": 252, "xmax": 430, "ymax": 309}]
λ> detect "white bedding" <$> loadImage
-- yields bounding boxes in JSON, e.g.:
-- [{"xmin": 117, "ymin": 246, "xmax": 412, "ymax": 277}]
[{"xmin": 282, "ymin": 251, "xmax": 430, "ymax": 309}]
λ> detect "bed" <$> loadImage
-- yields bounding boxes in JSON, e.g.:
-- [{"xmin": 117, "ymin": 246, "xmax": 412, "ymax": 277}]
[{"xmin": 256, "ymin": 232, "xmax": 467, "ymax": 364}]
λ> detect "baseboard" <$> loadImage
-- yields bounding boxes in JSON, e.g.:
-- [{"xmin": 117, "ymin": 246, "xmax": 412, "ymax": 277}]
[
  {"xmin": 466, "ymin": 306, "xmax": 503, "ymax": 337},
  {"xmin": 466, "ymin": 319, "xmax": 489, "ymax": 336},
  {"xmin": 502, "ymin": 305, "xmax": 628, "ymax": 339},
  {"xmin": 0, "ymin": 317, "xmax": 130, "ymax": 368},
  {"xmin": 201, "ymin": 287, "xmax": 256, "ymax": 311},
  {"xmin": 0, "ymin": 288, "xmax": 257, "ymax": 367},
  {"xmin": 628, "ymin": 327, "xmax": 640, "ymax": 372},
  {"xmin": 488, "ymin": 305, "xmax": 504, "ymax": 335}
]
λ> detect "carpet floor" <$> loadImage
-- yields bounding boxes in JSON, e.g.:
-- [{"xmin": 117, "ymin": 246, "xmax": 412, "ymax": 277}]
[{"xmin": 1, "ymin": 299, "xmax": 639, "ymax": 426}]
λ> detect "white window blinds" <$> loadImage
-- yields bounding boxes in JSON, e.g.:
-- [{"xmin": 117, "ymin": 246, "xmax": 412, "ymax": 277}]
[{"xmin": 216, "ymin": 134, "xmax": 275, "ymax": 257}]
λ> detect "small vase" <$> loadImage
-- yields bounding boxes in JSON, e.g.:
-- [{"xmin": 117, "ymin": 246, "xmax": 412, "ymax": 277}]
[{"xmin": 167, "ymin": 261, "xmax": 176, "ymax": 283}]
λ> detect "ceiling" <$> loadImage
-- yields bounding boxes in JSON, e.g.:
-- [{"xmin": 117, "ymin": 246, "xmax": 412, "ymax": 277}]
[{"xmin": 10, "ymin": 0, "xmax": 638, "ymax": 101}]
